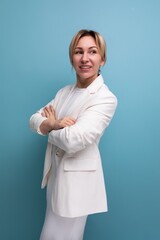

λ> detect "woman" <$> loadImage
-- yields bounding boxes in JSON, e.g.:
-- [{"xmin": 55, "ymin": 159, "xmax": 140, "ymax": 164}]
[{"xmin": 30, "ymin": 29, "xmax": 117, "ymax": 240}]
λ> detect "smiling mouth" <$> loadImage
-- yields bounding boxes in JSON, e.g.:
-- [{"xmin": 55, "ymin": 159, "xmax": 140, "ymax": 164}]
[{"xmin": 79, "ymin": 65, "xmax": 91, "ymax": 69}]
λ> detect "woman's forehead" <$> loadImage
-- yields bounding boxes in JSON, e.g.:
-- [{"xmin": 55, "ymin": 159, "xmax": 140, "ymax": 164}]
[{"xmin": 76, "ymin": 36, "xmax": 97, "ymax": 48}]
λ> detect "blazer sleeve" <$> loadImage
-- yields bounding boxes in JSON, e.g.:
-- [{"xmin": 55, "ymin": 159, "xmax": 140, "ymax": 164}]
[
  {"xmin": 48, "ymin": 93, "xmax": 118, "ymax": 154},
  {"xmin": 29, "ymin": 100, "xmax": 54, "ymax": 135},
  {"xmin": 29, "ymin": 86, "xmax": 69, "ymax": 134}
]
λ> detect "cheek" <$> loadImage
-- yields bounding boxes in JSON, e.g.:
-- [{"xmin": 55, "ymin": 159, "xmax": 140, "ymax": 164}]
[
  {"xmin": 94, "ymin": 61, "xmax": 102, "ymax": 69},
  {"xmin": 72, "ymin": 57, "xmax": 79, "ymax": 68},
  {"xmin": 97, "ymin": 58, "xmax": 104, "ymax": 67}
]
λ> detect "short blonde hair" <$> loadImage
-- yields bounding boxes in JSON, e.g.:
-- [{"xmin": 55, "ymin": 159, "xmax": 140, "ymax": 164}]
[{"xmin": 69, "ymin": 29, "xmax": 107, "ymax": 66}]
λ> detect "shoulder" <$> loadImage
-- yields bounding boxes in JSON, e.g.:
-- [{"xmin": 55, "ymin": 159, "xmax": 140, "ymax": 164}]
[
  {"xmin": 89, "ymin": 75, "xmax": 117, "ymax": 105},
  {"xmin": 57, "ymin": 84, "xmax": 73, "ymax": 93},
  {"xmin": 104, "ymin": 84, "xmax": 117, "ymax": 102},
  {"xmin": 55, "ymin": 84, "xmax": 74, "ymax": 98},
  {"xmin": 96, "ymin": 83, "xmax": 118, "ymax": 107}
]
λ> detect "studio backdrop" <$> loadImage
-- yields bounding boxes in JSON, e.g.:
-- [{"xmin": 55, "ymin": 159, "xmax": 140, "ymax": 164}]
[{"xmin": 1, "ymin": 0, "xmax": 160, "ymax": 239}]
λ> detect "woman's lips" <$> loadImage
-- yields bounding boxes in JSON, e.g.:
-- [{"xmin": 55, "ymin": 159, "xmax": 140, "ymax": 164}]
[{"xmin": 79, "ymin": 65, "xmax": 92, "ymax": 69}]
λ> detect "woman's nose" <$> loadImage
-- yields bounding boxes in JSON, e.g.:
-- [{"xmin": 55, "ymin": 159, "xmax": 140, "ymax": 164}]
[{"xmin": 81, "ymin": 52, "xmax": 89, "ymax": 63}]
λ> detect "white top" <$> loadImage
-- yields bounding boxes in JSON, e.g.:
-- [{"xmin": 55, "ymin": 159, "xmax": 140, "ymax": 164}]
[{"xmin": 58, "ymin": 87, "xmax": 86, "ymax": 117}]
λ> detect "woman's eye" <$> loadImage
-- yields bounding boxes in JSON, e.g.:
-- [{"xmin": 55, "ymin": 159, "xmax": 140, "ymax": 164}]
[
  {"xmin": 89, "ymin": 50, "xmax": 97, "ymax": 55},
  {"xmin": 75, "ymin": 50, "xmax": 83, "ymax": 54}
]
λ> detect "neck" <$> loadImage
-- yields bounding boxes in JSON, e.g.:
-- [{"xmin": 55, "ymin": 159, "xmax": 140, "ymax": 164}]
[{"xmin": 76, "ymin": 74, "xmax": 99, "ymax": 88}]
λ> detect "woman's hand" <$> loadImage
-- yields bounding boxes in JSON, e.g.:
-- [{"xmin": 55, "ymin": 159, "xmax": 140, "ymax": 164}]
[
  {"xmin": 41, "ymin": 105, "xmax": 56, "ymax": 129},
  {"xmin": 40, "ymin": 105, "xmax": 76, "ymax": 134},
  {"xmin": 53, "ymin": 116, "xmax": 76, "ymax": 130}
]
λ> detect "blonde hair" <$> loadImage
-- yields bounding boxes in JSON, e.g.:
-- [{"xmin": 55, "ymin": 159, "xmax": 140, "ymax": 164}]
[{"xmin": 69, "ymin": 29, "xmax": 107, "ymax": 66}]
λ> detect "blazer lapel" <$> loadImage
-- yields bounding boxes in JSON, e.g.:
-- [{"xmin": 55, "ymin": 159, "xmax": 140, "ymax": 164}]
[
  {"xmin": 56, "ymin": 84, "xmax": 76, "ymax": 119},
  {"xmin": 67, "ymin": 75, "xmax": 104, "ymax": 118},
  {"xmin": 56, "ymin": 75, "xmax": 104, "ymax": 119}
]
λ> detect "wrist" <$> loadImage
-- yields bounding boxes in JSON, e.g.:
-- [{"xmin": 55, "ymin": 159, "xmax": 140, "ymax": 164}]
[
  {"xmin": 48, "ymin": 121, "xmax": 56, "ymax": 132},
  {"xmin": 52, "ymin": 120, "xmax": 60, "ymax": 130}
]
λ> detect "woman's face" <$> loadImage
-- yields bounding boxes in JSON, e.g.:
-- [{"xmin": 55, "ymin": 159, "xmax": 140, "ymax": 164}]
[{"xmin": 72, "ymin": 36, "xmax": 104, "ymax": 88}]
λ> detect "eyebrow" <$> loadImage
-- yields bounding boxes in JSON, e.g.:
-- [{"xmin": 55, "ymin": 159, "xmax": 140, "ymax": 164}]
[{"xmin": 75, "ymin": 46, "xmax": 98, "ymax": 49}]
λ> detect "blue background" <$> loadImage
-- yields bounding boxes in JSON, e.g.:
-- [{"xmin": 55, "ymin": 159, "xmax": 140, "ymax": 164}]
[{"xmin": 1, "ymin": 0, "xmax": 160, "ymax": 239}]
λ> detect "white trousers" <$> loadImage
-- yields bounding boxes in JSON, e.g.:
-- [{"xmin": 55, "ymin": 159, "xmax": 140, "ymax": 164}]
[
  {"xmin": 40, "ymin": 209, "xmax": 87, "ymax": 240},
  {"xmin": 40, "ymin": 172, "xmax": 88, "ymax": 240}
]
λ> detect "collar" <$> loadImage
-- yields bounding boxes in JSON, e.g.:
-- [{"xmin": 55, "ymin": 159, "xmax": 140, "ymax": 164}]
[
  {"xmin": 71, "ymin": 75, "xmax": 104, "ymax": 95},
  {"xmin": 86, "ymin": 75, "xmax": 104, "ymax": 94}
]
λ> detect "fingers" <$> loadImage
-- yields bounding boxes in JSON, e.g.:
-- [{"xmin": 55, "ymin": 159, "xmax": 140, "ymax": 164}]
[
  {"xmin": 64, "ymin": 116, "xmax": 76, "ymax": 122},
  {"xmin": 43, "ymin": 108, "xmax": 49, "ymax": 118},
  {"xmin": 66, "ymin": 118, "xmax": 76, "ymax": 125},
  {"xmin": 60, "ymin": 116, "xmax": 76, "ymax": 127},
  {"xmin": 41, "ymin": 105, "xmax": 55, "ymax": 118},
  {"xmin": 49, "ymin": 105, "xmax": 55, "ymax": 114},
  {"xmin": 41, "ymin": 106, "xmax": 76, "ymax": 129}
]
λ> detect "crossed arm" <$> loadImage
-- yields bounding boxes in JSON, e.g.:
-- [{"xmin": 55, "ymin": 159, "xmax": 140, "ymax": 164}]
[
  {"xmin": 39, "ymin": 105, "xmax": 76, "ymax": 135},
  {"xmin": 30, "ymin": 93, "xmax": 117, "ymax": 154}
]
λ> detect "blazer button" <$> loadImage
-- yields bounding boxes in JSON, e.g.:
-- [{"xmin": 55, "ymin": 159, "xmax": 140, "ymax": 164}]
[{"xmin": 56, "ymin": 150, "xmax": 60, "ymax": 157}]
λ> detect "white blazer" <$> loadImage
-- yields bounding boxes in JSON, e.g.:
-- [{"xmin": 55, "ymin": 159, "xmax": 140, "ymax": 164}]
[{"xmin": 30, "ymin": 75, "xmax": 117, "ymax": 217}]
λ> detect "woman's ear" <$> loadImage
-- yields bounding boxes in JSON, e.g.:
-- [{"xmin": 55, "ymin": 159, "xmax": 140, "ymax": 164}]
[
  {"xmin": 100, "ymin": 58, "xmax": 105, "ymax": 67},
  {"xmin": 100, "ymin": 62, "xmax": 104, "ymax": 67}
]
